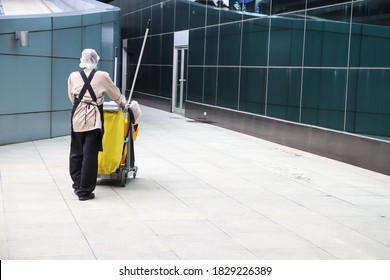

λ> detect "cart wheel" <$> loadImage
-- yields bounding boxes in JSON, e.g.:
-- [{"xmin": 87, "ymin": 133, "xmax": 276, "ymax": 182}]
[
  {"xmin": 120, "ymin": 169, "xmax": 127, "ymax": 187},
  {"xmin": 133, "ymin": 171, "xmax": 137, "ymax": 179}
]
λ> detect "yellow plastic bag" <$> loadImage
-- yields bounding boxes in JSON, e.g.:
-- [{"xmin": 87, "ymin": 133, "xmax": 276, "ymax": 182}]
[
  {"xmin": 133, "ymin": 121, "xmax": 139, "ymax": 141},
  {"xmin": 98, "ymin": 110, "xmax": 124, "ymax": 175}
]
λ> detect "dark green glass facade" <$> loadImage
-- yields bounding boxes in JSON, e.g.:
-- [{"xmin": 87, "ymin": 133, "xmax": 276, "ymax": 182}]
[{"xmin": 115, "ymin": 0, "xmax": 390, "ymax": 139}]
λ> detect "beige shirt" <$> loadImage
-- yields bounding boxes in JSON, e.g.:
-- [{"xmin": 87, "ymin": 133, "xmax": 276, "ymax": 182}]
[{"xmin": 68, "ymin": 69, "xmax": 125, "ymax": 132}]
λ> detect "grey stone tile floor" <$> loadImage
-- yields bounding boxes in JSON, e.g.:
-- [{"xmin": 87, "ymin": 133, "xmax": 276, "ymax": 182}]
[{"xmin": 1, "ymin": 105, "xmax": 390, "ymax": 260}]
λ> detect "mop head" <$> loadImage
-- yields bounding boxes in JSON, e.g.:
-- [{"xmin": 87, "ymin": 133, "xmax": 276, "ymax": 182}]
[{"xmin": 130, "ymin": 100, "xmax": 142, "ymax": 121}]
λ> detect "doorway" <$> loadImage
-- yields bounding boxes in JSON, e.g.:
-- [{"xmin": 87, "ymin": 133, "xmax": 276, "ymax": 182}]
[{"xmin": 172, "ymin": 47, "xmax": 188, "ymax": 114}]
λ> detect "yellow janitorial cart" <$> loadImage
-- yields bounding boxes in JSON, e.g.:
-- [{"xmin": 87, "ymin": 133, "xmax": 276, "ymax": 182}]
[
  {"xmin": 97, "ymin": 101, "xmax": 140, "ymax": 187},
  {"xmin": 97, "ymin": 19, "xmax": 149, "ymax": 187}
]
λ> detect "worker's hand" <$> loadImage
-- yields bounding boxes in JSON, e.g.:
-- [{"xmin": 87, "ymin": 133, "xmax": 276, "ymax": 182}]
[{"xmin": 119, "ymin": 102, "xmax": 126, "ymax": 111}]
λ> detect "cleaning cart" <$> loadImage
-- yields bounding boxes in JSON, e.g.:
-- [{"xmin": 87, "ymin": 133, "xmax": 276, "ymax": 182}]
[
  {"xmin": 97, "ymin": 101, "xmax": 139, "ymax": 187},
  {"xmin": 97, "ymin": 19, "xmax": 150, "ymax": 187}
]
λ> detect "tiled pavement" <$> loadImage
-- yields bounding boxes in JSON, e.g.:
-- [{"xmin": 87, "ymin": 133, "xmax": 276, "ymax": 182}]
[{"xmin": 1, "ymin": 105, "xmax": 390, "ymax": 260}]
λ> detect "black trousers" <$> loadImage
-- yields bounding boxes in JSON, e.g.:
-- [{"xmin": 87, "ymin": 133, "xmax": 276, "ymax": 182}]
[{"xmin": 69, "ymin": 129, "xmax": 101, "ymax": 195}]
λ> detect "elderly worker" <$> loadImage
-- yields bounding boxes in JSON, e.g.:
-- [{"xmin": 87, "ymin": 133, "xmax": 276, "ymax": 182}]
[{"xmin": 68, "ymin": 49, "xmax": 126, "ymax": 201}]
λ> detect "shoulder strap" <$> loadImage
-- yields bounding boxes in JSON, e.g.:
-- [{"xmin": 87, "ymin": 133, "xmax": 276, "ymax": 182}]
[{"xmin": 79, "ymin": 69, "xmax": 97, "ymax": 101}]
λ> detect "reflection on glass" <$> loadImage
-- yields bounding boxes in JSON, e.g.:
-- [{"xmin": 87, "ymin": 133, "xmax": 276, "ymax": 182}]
[
  {"xmin": 352, "ymin": 0, "xmax": 390, "ymax": 27},
  {"xmin": 306, "ymin": 1, "xmax": 352, "ymax": 23},
  {"xmin": 191, "ymin": 0, "xmax": 269, "ymax": 15}
]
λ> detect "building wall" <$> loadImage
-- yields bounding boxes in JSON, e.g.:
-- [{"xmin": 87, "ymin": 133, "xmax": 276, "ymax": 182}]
[
  {"xmin": 0, "ymin": 4, "xmax": 120, "ymax": 145},
  {"xmin": 112, "ymin": 0, "xmax": 390, "ymax": 174},
  {"xmin": 116, "ymin": 0, "xmax": 390, "ymax": 140}
]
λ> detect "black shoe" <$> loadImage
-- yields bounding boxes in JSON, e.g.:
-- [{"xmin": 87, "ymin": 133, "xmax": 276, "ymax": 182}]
[
  {"xmin": 73, "ymin": 184, "xmax": 80, "ymax": 195},
  {"xmin": 78, "ymin": 193, "xmax": 95, "ymax": 201}
]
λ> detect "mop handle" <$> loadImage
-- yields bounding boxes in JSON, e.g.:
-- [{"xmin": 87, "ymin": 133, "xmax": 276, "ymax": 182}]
[
  {"xmin": 114, "ymin": 47, "xmax": 118, "ymax": 85},
  {"xmin": 126, "ymin": 19, "xmax": 151, "ymax": 107}
]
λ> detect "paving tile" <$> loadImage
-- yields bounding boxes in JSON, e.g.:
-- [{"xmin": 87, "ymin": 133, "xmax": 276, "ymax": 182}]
[
  {"xmin": 27, "ymin": 254, "xmax": 96, "ymax": 260},
  {"xmin": 0, "ymin": 240, "xmax": 8, "ymax": 259},
  {"xmin": 0, "ymin": 216, "xmax": 6, "ymax": 241},
  {"xmin": 145, "ymin": 219, "xmax": 225, "ymax": 235},
  {"xmin": 174, "ymin": 248, "xmax": 258, "ymax": 260},
  {"xmin": 133, "ymin": 207, "xmax": 204, "ymax": 221},
  {"xmin": 94, "ymin": 250, "xmax": 179, "ymax": 260},
  {"xmin": 158, "ymin": 233, "xmax": 245, "ymax": 253},
  {"xmin": 209, "ymin": 217, "xmax": 286, "ymax": 234},
  {"xmin": 191, "ymin": 205, "xmax": 263, "ymax": 220},
  {"xmin": 69, "ymin": 205, "xmax": 139, "ymax": 224},
  {"xmin": 123, "ymin": 196, "xmax": 191, "ymax": 210},
  {"xmin": 323, "ymin": 245, "xmax": 390, "ymax": 260},
  {"xmin": 332, "ymin": 216, "xmax": 390, "ymax": 246},
  {"xmin": 3, "ymin": 199, "xmax": 69, "ymax": 213},
  {"xmin": 6, "ymin": 222, "xmax": 84, "ymax": 241},
  {"xmin": 7, "ymin": 238, "xmax": 93, "ymax": 259},
  {"xmin": 86, "ymin": 234, "xmax": 171, "ymax": 260},
  {"xmin": 3, "ymin": 211, "xmax": 75, "ymax": 227},
  {"xmin": 2, "ymin": 190, "xmax": 64, "ymax": 201},
  {"xmin": 229, "ymin": 231, "xmax": 316, "ymax": 250},
  {"xmin": 251, "ymin": 247, "xmax": 337, "ymax": 260},
  {"xmin": 292, "ymin": 227, "xmax": 387, "ymax": 250}
]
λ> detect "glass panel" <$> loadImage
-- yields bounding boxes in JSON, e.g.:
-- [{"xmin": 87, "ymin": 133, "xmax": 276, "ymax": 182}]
[
  {"xmin": 85, "ymin": 23, "xmax": 103, "ymax": 55},
  {"xmin": 161, "ymin": 33, "xmax": 173, "ymax": 65},
  {"xmin": 205, "ymin": 26, "xmax": 219, "ymax": 65},
  {"xmin": 150, "ymin": 35, "xmax": 162, "ymax": 65},
  {"xmin": 267, "ymin": 68, "xmax": 302, "ymax": 121},
  {"xmin": 187, "ymin": 67, "xmax": 204, "ymax": 103},
  {"xmin": 131, "ymin": 11, "xmax": 142, "ymax": 38},
  {"xmin": 206, "ymin": 3, "xmax": 220, "ymax": 26},
  {"xmin": 134, "ymin": 65, "xmax": 148, "ymax": 93},
  {"xmin": 304, "ymin": 3, "xmax": 351, "ymax": 67},
  {"xmin": 151, "ymin": 4, "xmax": 163, "ymax": 35},
  {"xmin": 239, "ymin": 68, "xmax": 267, "ymax": 115},
  {"xmin": 52, "ymin": 58, "xmax": 79, "ymax": 110},
  {"xmin": 352, "ymin": 24, "xmax": 390, "ymax": 68},
  {"xmin": 355, "ymin": 69, "xmax": 390, "ymax": 115},
  {"xmin": 269, "ymin": 15, "xmax": 304, "ymax": 66},
  {"xmin": 352, "ymin": 0, "xmax": 390, "ymax": 27},
  {"xmin": 204, "ymin": 67, "xmax": 217, "ymax": 105},
  {"xmin": 150, "ymin": 66, "xmax": 161, "ymax": 95},
  {"xmin": 141, "ymin": 7, "xmax": 152, "ymax": 32},
  {"xmin": 0, "ymin": 55, "xmax": 51, "ymax": 114},
  {"xmin": 305, "ymin": 2, "xmax": 352, "ymax": 23},
  {"xmin": 271, "ymin": 0, "xmax": 306, "ymax": 15},
  {"xmin": 345, "ymin": 69, "xmax": 358, "ymax": 133},
  {"xmin": 301, "ymin": 69, "xmax": 347, "ymax": 129},
  {"xmin": 175, "ymin": 0, "xmax": 189, "ymax": 31},
  {"xmin": 128, "ymin": 0, "xmax": 142, "ymax": 11},
  {"xmin": 162, "ymin": 1, "xmax": 175, "ymax": 33},
  {"xmin": 53, "ymin": 15, "xmax": 82, "ymax": 29},
  {"xmin": 121, "ymin": 14, "xmax": 131, "ymax": 38},
  {"xmin": 189, "ymin": 1, "xmax": 206, "ymax": 28},
  {"xmin": 219, "ymin": 22, "xmax": 241, "ymax": 66},
  {"xmin": 141, "ymin": 0, "xmax": 152, "ymax": 9},
  {"xmin": 189, "ymin": 28, "xmax": 205, "ymax": 65},
  {"xmin": 217, "ymin": 67, "xmax": 239, "ymax": 109},
  {"xmin": 241, "ymin": 17, "xmax": 269, "ymax": 66},
  {"xmin": 128, "ymin": 38, "xmax": 142, "ymax": 65},
  {"xmin": 161, "ymin": 66, "xmax": 173, "ymax": 98},
  {"xmin": 220, "ymin": 7, "xmax": 242, "ymax": 24},
  {"xmin": 53, "ymin": 28, "xmax": 82, "ymax": 58}
]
